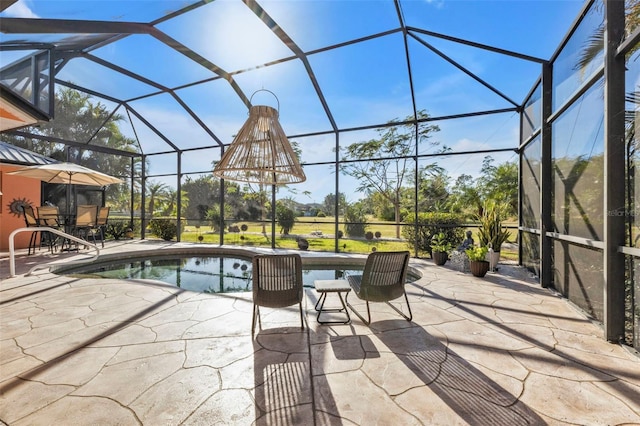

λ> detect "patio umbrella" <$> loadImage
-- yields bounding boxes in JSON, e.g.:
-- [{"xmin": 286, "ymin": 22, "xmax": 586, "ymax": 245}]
[{"xmin": 7, "ymin": 162, "xmax": 123, "ymax": 186}]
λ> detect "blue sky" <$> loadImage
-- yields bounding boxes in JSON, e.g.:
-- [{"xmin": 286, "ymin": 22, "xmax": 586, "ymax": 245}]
[{"xmin": 1, "ymin": 0, "xmax": 586, "ymax": 203}]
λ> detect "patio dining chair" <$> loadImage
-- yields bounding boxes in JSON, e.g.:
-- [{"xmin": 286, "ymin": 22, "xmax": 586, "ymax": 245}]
[
  {"xmin": 345, "ymin": 251, "xmax": 412, "ymax": 325},
  {"xmin": 90, "ymin": 206, "xmax": 110, "ymax": 247},
  {"xmin": 251, "ymin": 253, "xmax": 304, "ymax": 335},
  {"xmin": 73, "ymin": 205, "xmax": 99, "ymax": 247},
  {"xmin": 37, "ymin": 205, "xmax": 62, "ymax": 252},
  {"xmin": 37, "ymin": 205, "xmax": 61, "ymax": 228},
  {"xmin": 21, "ymin": 205, "xmax": 42, "ymax": 255}
]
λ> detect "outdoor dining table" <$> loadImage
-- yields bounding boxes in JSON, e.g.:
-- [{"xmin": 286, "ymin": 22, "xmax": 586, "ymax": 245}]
[
  {"xmin": 57, "ymin": 213, "xmax": 78, "ymax": 251},
  {"xmin": 51, "ymin": 212, "xmax": 74, "ymax": 233}
]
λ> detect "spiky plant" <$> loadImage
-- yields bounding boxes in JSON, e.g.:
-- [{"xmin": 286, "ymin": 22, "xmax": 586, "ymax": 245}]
[{"xmin": 478, "ymin": 200, "xmax": 511, "ymax": 252}]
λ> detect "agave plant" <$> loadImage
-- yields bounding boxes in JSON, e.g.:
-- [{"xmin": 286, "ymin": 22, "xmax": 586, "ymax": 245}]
[{"xmin": 478, "ymin": 200, "xmax": 511, "ymax": 252}]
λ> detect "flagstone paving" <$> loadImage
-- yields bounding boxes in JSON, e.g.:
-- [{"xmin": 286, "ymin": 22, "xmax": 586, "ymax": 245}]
[{"xmin": 1, "ymin": 241, "xmax": 639, "ymax": 425}]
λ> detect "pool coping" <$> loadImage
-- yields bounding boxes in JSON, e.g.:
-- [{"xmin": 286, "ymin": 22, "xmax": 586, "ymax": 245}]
[{"xmin": 48, "ymin": 245, "xmax": 423, "ymax": 284}]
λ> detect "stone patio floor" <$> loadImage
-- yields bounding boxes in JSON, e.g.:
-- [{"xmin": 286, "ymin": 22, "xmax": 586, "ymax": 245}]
[{"xmin": 1, "ymin": 240, "xmax": 639, "ymax": 425}]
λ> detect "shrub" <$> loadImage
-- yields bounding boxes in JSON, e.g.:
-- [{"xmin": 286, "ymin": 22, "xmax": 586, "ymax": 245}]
[
  {"xmin": 403, "ymin": 212, "xmax": 465, "ymax": 255},
  {"xmin": 106, "ymin": 219, "xmax": 138, "ymax": 240},
  {"xmin": 276, "ymin": 204, "xmax": 296, "ymax": 235},
  {"xmin": 316, "ymin": 211, "xmax": 326, "ymax": 217},
  {"xmin": 344, "ymin": 204, "xmax": 367, "ymax": 238},
  {"xmin": 376, "ymin": 204, "xmax": 395, "ymax": 222},
  {"xmin": 205, "ymin": 206, "xmax": 222, "ymax": 232},
  {"xmin": 149, "ymin": 218, "xmax": 177, "ymax": 241}
]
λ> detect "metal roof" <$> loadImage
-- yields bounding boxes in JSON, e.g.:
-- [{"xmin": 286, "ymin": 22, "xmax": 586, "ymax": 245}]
[{"xmin": 0, "ymin": 140, "xmax": 57, "ymax": 165}]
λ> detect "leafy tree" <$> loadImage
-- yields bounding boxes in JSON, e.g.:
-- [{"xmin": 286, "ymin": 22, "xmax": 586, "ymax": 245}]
[
  {"xmin": 477, "ymin": 157, "xmax": 518, "ymax": 216},
  {"xmin": 322, "ymin": 192, "xmax": 347, "ymax": 217},
  {"xmin": 449, "ymin": 174, "xmax": 483, "ymax": 218},
  {"xmin": 343, "ymin": 202, "xmax": 368, "ymax": 238},
  {"xmin": 1, "ymin": 87, "xmax": 140, "ymax": 210},
  {"xmin": 182, "ymin": 175, "xmax": 247, "ymax": 224},
  {"xmin": 182, "ymin": 175, "xmax": 219, "ymax": 222},
  {"xmin": 276, "ymin": 202, "xmax": 296, "ymax": 235},
  {"xmin": 204, "ymin": 202, "xmax": 234, "ymax": 232},
  {"xmin": 414, "ymin": 163, "xmax": 450, "ymax": 213},
  {"xmin": 370, "ymin": 191, "xmax": 395, "ymax": 221},
  {"xmin": 341, "ymin": 110, "xmax": 440, "ymax": 238}
]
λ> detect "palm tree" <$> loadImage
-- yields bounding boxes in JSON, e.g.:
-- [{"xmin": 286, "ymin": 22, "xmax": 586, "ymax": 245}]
[
  {"xmin": 163, "ymin": 189, "xmax": 189, "ymax": 217},
  {"xmin": 575, "ymin": 0, "xmax": 639, "ymax": 71},
  {"xmin": 146, "ymin": 181, "xmax": 170, "ymax": 218}
]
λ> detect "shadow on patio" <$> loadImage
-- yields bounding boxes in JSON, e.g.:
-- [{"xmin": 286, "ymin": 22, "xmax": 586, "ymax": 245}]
[{"xmin": 1, "ymin": 242, "xmax": 639, "ymax": 424}]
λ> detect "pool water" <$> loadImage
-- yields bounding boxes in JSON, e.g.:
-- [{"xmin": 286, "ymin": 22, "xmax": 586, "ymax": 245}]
[{"xmin": 63, "ymin": 255, "xmax": 368, "ymax": 294}]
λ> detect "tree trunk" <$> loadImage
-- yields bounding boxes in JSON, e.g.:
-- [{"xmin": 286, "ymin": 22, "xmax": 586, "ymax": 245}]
[
  {"xmin": 260, "ymin": 184, "xmax": 266, "ymax": 234},
  {"xmin": 394, "ymin": 202, "xmax": 401, "ymax": 239}
]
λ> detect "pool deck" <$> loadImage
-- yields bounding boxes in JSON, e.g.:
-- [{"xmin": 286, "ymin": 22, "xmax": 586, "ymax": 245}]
[{"xmin": 1, "ymin": 240, "xmax": 639, "ymax": 425}]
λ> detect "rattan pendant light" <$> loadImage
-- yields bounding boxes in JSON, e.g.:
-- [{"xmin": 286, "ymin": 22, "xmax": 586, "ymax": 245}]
[{"xmin": 213, "ymin": 90, "xmax": 306, "ymax": 185}]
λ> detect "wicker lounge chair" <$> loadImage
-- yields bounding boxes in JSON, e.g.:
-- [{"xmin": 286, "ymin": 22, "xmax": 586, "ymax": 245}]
[
  {"xmin": 346, "ymin": 251, "xmax": 412, "ymax": 325},
  {"xmin": 251, "ymin": 253, "xmax": 304, "ymax": 334}
]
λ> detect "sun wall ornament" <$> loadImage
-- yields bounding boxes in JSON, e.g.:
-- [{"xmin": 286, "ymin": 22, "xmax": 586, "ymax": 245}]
[{"xmin": 7, "ymin": 197, "xmax": 33, "ymax": 217}]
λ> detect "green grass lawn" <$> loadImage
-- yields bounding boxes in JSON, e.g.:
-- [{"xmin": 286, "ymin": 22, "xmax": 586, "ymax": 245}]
[
  {"xmin": 181, "ymin": 228, "xmax": 409, "ymax": 253},
  {"xmin": 181, "ymin": 216, "xmax": 519, "ymax": 259},
  {"xmin": 204, "ymin": 216, "xmax": 407, "ymax": 239}
]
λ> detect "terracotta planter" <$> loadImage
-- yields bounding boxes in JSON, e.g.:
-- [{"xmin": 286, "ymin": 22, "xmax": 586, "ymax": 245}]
[
  {"xmin": 432, "ymin": 251, "xmax": 448, "ymax": 266},
  {"xmin": 469, "ymin": 260, "xmax": 490, "ymax": 277}
]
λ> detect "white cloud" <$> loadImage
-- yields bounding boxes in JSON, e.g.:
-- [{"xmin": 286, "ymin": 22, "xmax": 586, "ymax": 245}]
[
  {"xmin": 3, "ymin": 1, "xmax": 39, "ymax": 18},
  {"xmin": 450, "ymin": 138, "xmax": 490, "ymax": 153},
  {"xmin": 424, "ymin": 0, "xmax": 445, "ymax": 10}
]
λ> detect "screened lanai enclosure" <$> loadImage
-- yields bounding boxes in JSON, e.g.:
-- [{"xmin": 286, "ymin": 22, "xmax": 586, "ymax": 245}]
[{"xmin": 0, "ymin": 0, "xmax": 639, "ymax": 351}]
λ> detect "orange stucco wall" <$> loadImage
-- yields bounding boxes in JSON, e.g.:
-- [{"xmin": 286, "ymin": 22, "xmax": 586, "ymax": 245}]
[{"xmin": 0, "ymin": 164, "xmax": 42, "ymax": 251}]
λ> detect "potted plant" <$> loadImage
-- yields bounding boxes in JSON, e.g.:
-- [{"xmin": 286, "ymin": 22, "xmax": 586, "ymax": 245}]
[
  {"xmin": 430, "ymin": 232, "xmax": 451, "ymax": 266},
  {"xmin": 478, "ymin": 200, "xmax": 511, "ymax": 269},
  {"xmin": 465, "ymin": 246, "xmax": 490, "ymax": 277}
]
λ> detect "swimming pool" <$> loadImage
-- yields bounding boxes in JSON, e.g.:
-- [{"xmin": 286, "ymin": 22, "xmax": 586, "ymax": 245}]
[{"xmin": 58, "ymin": 254, "xmax": 372, "ymax": 294}]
